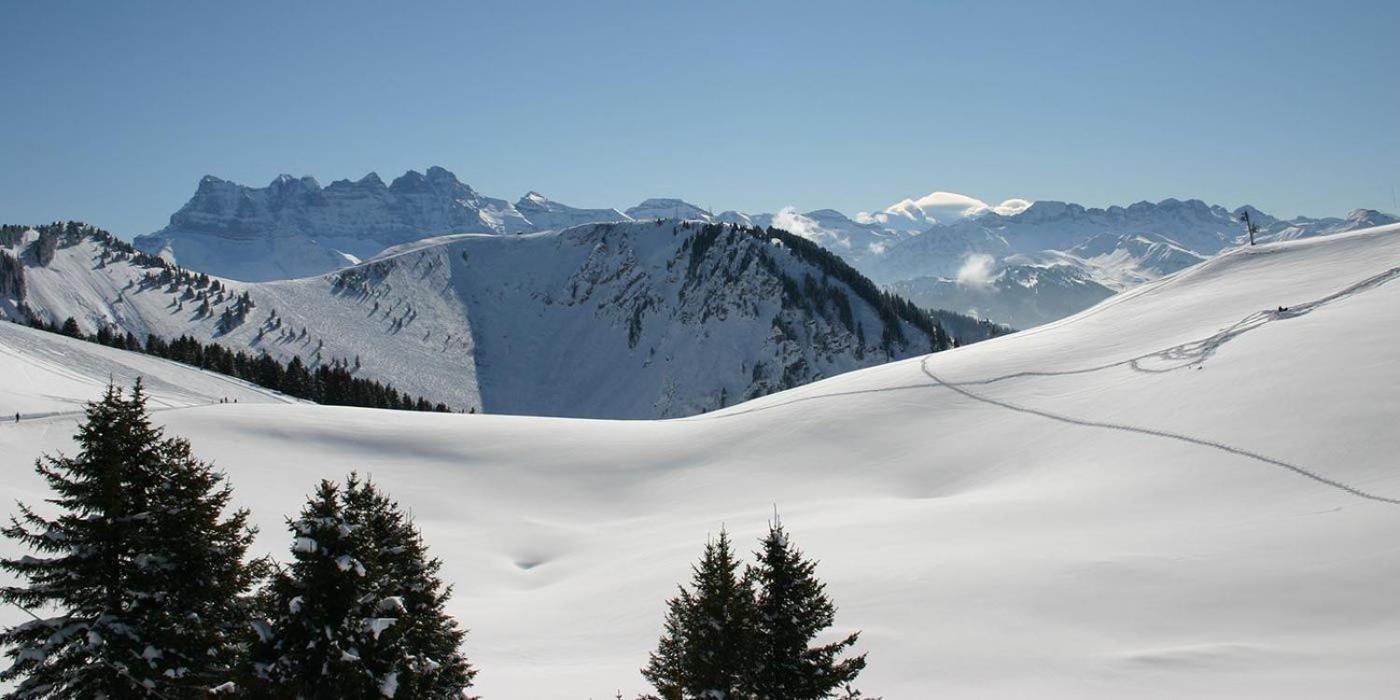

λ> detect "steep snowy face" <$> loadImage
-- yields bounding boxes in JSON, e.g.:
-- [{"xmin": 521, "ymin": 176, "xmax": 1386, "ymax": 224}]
[
  {"xmin": 325, "ymin": 221, "xmax": 952, "ymax": 418},
  {"xmin": 513, "ymin": 192, "xmax": 631, "ymax": 231},
  {"xmin": 5, "ymin": 220, "xmax": 965, "ymax": 419},
  {"xmin": 134, "ymin": 167, "xmax": 534, "ymax": 282}
]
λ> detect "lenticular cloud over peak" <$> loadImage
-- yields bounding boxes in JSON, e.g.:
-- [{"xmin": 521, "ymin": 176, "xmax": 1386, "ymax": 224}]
[{"xmin": 856, "ymin": 190, "xmax": 1033, "ymax": 231}]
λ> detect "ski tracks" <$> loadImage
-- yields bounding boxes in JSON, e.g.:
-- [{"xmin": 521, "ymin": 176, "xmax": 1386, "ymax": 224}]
[
  {"xmin": 693, "ymin": 265, "xmax": 1400, "ymax": 505},
  {"xmin": 918, "ymin": 356, "xmax": 1400, "ymax": 506}
]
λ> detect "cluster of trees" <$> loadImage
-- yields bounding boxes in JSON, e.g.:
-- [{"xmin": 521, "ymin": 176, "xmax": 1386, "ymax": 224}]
[
  {"xmin": 749, "ymin": 224, "xmax": 947, "ymax": 346},
  {"xmin": 2, "ymin": 221, "xmax": 170, "ymax": 270},
  {"xmin": 24, "ymin": 315, "xmax": 454, "ymax": 413},
  {"xmin": 0, "ymin": 384, "xmax": 876, "ymax": 698},
  {"xmin": 0, "ymin": 249, "xmax": 22, "ymax": 299},
  {"xmin": 0, "ymin": 383, "xmax": 474, "ymax": 697},
  {"xmin": 641, "ymin": 524, "xmax": 871, "ymax": 700},
  {"xmin": 678, "ymin": 222, "xmax": 954, "ymax": 355}
]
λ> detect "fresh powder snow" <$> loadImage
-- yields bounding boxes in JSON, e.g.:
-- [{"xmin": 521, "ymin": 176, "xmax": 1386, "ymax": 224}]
[{"xmin": 1, "ymin": 224, "xmax": 1398, "ymax": 697}]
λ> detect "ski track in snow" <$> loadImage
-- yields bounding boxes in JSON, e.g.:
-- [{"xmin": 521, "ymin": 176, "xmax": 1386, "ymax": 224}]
[
  {"xmin": 696, "ymin": 265, "xmax": 1400, "ymax": 506},
  {"xmin": 919, "ymin": 357, "xmax": 1400, "ymax": 506}
]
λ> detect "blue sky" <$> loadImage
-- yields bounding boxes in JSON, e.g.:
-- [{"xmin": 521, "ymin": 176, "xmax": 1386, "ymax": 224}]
[{"xmin": 3, "ymin": 0, "xmax": 1397, "ymax": 238}]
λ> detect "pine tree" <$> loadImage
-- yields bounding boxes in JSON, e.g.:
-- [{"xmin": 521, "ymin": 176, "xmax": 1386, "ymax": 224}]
[
  {"xmin": 746, "ymin": 517, "xmax": 865, "ymax": 699},
  {"xmin": 342, "ymin": 478, "xmax": 474, "ymax": 698},
  {"xmin": 251, "ymin": 479, "xmax": 378, "ymax": 697},
  {"xmin": 253, "ymin": 475, "xmax": 473, "ymax": 698},
  {"xmin": 642, "ymin": 529, "xmax": 757, "ymax": 700},
  {"xmin": 0, "ymin": 382, "xmax": 260, "ymax": 697}
]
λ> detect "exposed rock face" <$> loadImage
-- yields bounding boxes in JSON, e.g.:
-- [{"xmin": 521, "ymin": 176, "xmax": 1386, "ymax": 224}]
[{"xmin": 135, "ymin": 167, "xmax": 533, "ymax": 281}]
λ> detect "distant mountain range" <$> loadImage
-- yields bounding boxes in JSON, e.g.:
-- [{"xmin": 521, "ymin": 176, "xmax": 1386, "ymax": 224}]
[
  {"xmin": 7, "ymin": 220, "xmax": 1006, "ymax": 419},
  {"xmin": 133, "ymin": 166, "xmax": 1396, "ymax": 328}
]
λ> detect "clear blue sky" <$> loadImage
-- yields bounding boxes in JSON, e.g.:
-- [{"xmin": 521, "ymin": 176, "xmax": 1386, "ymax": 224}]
[{"xmin": 3, "ymin": 0, "xmax": 1397, "ymax": 238}]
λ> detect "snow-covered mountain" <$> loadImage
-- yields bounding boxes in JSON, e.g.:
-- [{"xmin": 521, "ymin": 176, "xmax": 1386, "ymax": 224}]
[
  {"xmin": 5, "ymin": 220, "xmax": 990, "ymax": 419},
  {"xmin": 131, "ymin": 168, "xmax": 1392, "ymax": 331},
  {"xmin": 514, "ymin": 191, "xmax": 630, "ymax": 231},
  {"xmin": 623, "ymin": 198, "xmax": 713, "ymax": 221},
  {"xmin": 867, "ymin": 198, "xmax": 1244, "ymax": 285},
  {"xmin": 6, "ymin": 222, "xmax": 1398, "ymax": 698},
  {"xmin": 865, "ymin": 199, "xmax": 1392, "ymax": 327},
  {"xmin": 890, "ymin": 263, "xmax": 1116, "ymax": 331},
  {"xmin": 135, "ymin": 167, "xmax": 538, "ymax": 281},
  {"xmin": 1255, "ymin": 208, "xmax": 1398, "ymax": 244}
]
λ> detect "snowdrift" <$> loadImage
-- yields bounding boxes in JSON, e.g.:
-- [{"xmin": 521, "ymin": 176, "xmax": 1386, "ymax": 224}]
[{"xmin": 2, "ymin": 224, "xmax": 1399, "ymax": 698}]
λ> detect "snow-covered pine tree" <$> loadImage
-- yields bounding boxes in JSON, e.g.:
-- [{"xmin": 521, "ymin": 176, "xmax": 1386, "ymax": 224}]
[
  {"xmin": 0, "ymin": 381, "xmax": 260, "ymax": 697},
  {"xmin": 136, "ymin": 417, "xmax": 264, "ymax": 692},
  {"xmin": 746, "ymin": 517, "xmax": 866, "ymax": 699},
  {"xmin": 251, "ymin": 479, "xmax": 378, "ymax": 697},
  {"xmin": 253, "ymin": 475, "xmax": 473, "ymax": 698},
  {"xmin": 642, "ymin": 529, "xmax": 758, "ymax": 700},
  {"xmin": 341, "ymin": 477, "xmax": 475, "ymax": 698}
]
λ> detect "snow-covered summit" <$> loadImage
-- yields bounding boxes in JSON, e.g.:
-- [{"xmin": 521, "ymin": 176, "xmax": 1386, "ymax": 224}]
[
  {"xmin": 856, "ymin": 191, "xmax": 1032, "ymax": 231},
  {"xmin": 513, "ymin": 191, "xmax": 630, "ymax": 231},
  {"xmin": 624, "ymin": 198, "xmax": 712, "ymax": 221}
]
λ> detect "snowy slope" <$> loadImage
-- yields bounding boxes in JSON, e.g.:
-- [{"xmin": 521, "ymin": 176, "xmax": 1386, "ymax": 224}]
[
  {"xmin": 0, "ymin": 321, "xmax": 297, "ymax": 417},
  {"xmin": 3, "ymin": 223, "xmax": 1398, "ymax": 698},
  {"xmin": 5, "ymin": 221, "xmax": 960, "ymax": 419}
]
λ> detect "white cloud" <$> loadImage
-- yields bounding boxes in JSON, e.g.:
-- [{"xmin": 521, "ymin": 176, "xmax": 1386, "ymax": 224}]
[
  {"xmin": 772, "ymin": 206, "xmax": 849, "ymax": 249},
  {"xmin": 909, "ymin": 192, "xmax": 992, "ymax": 221},
  {"xmin": 858, "ymin": 191, "xmax": 1031, "ymax": 231},
  {"xmin": 956, "ymin": 253, "xmax": 998, "ymax": 287},
  {"xmin": 993, "ymin": 198, "xmax": 1034, "ymax": 216}
]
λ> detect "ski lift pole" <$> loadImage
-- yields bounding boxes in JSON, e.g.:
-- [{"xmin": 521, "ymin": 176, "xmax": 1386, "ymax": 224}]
[{"xmin": 1240, "ymin": 210, "xmax": 1257, "ymax": 246}]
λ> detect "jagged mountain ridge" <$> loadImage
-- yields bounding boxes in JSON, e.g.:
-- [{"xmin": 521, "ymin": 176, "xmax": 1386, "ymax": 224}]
[
  {"xmin": 135, "ymin": 167, "xmax": 613, "ymax": 281},
  {"xmin": 135, "ymin": 167, "xmax": 1394, "ymax": 331},
  {"xmin": 5, "ymin": 220, "xmax": 994, "ymax": 419}
]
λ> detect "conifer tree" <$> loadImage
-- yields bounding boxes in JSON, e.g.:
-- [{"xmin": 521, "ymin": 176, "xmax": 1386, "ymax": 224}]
[
  {"xmin": 642, "ymin": 529, "xmax": 757, "ymax": 700},
  {"xmin": 342, "ymin": 477, "xmax": 474, "ymax": 698},
  {"xmin": 253, "ymin": 475, "xmax": 473, "ymax": 698},
  {"xmin": 746, "ymin": 517, "xmax": 865, "ymax": 699},
  {"xmin": 0, "ymin": 382, "xmax": 260, "ymax": 697},
  {"xmin": 252, "ymin": 479, "xmax": 376, "ymax": 696}
]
